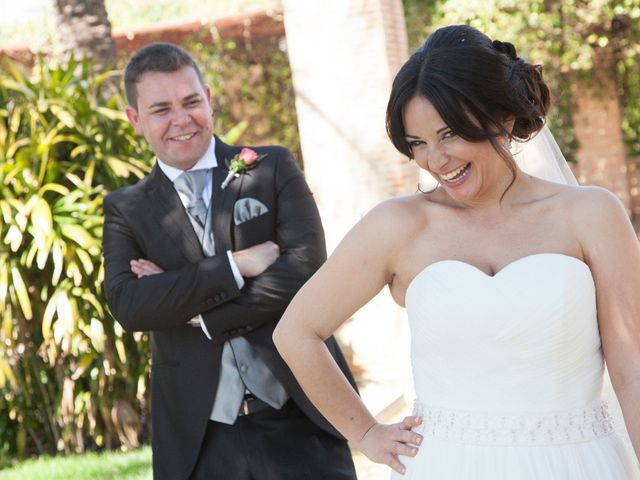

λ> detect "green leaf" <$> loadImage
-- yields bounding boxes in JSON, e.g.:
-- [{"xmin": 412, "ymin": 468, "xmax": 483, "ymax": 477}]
[
  {"xmin": 70, "ymin": 144, "xmax": 89, "ymax": 158},
  {"xmin": 53, "ymin": 291, "xmax": 74, "ymax": 344},
  {"xmin": 51, "ymin": 241, "xmax": 64, "ymax": 285},
  {"xmin": 105, "ymin": 156, "xmax": 137, "ymax": 178},
  {"xmin": 9, "ymin": 105, "xmax": 22, "ymax": 133},
  {"xmin": 50, "ymin": 104, "xmax": 76, "ymax": 129},
  {"xmin": 4, "ymin": 225, "xmax": 23, "ymax": 252},
  {"xmin": 115, "ymin": 339, "xmax": 127, "ymax": 365},
  {"xmin": 39, "ymin": 182, "xmax": 70, "ymax": 196},
  {"xmin": 0, "ymin": 355, "xmax": 17, "ymax": 389},
  {"xmin": 71, "ymin": 353, "xmax": 96, "ymax": 381},
  {"xmin": 10, "ymin": 266, "xmax": 32, "ymax": 320},
  {"xmin": 75, "ymin": 249, "xmax": 95, "ymax": 275},
  {"xmin": 96, "ymin": 106, "xmax": 128, "ymax": 122},
  {"xmin": 0, "ymin": 78, "xmax": 35, "ymax": 100},
  {"xmin": 60, "ymin": 224, "xmax": 97, "ymax": 249},
  {"xmin": 1, "ymin": 305, "xmax": 12, "ymax": 345},
  {"xmin": 88, "ymin": 318, "xmax": 105, "ymax": 352},
  {"xmin": 219, "ymin": 120, "xmax": 248, "ymax": 144},
  {"xmin": 0, "ymin": 200, "xmax": 12, "ymax": 224},
  {"xmin": 36, "ymin": 234, "xmax": 52, "ymax": 270},
  {"xmin": 5, "ymin": 137, "xmax": 31, "ymax": 159},
  {"xmin": 81, "ymin": 292, "xmax": 104, "ymax": 318},
  {"xmin": 0, "ymin": 257, "xmax": 8, "ymax": 311},
  {"xmin": 66, "ymin": 261, "xmax": 83, "ymax": 286},
  {"xmin": 30, "ymin": 196, "xmax": 53, "ymax": 246},
  {"xmin": 42, "ymin": 293, "xmax": 57, "ymax": 340}
]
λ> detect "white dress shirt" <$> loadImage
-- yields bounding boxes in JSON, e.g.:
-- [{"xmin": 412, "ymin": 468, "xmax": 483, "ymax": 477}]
[{"xmin": 156, "ymin": 136, "xmax": 244, "ymax": 340}]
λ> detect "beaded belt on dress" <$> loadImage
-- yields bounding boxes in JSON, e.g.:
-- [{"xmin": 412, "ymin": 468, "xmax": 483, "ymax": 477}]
[{"xmin": 412, "ymin": 400, "xmax": 614, "ymax": 446}]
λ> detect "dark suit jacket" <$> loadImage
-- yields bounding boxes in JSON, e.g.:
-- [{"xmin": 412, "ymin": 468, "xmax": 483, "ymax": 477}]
[{"xmin": 103, "ymin": 137, "xmax": 357, "ymax": 480}]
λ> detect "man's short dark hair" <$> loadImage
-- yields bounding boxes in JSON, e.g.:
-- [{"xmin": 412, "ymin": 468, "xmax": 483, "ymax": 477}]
[{"xmin": 124, "ymin": 43, "xmax": 205, "ymax": 109}]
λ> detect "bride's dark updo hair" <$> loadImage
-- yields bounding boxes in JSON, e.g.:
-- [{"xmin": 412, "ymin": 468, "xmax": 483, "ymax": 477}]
[{"xmin": 386, "ymin": 25, "xmax": 550, "ymax": 165}]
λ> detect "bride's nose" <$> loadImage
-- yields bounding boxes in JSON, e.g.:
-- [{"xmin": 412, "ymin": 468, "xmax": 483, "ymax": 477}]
[{"xmin": 425, "ymin": 145, "xmax": 449, "ymax": 173}]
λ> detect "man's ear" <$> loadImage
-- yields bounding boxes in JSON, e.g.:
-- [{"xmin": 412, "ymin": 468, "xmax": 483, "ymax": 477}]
[
  {"xmin": 204, "ymin": 84, "xmax": 212, "ymax": 111},
  {"xmin": 125, "ymin": 105, "xmax": 143, "ymax": 135}
]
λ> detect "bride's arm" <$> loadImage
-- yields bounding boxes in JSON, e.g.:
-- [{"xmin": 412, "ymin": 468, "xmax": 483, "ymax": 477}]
[
  {"xmin": 273, "ymin": 200, "xmax": 423, "ymax": 475},
  {"xmin": 578, "ymin": 187, "xmax": 640, "ymax": 461}
]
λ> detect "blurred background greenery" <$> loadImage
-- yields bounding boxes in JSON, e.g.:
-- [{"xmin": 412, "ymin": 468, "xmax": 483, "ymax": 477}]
[{"xmin": 404, "ymin": 0, "xmax": 640, "ymax": 161}]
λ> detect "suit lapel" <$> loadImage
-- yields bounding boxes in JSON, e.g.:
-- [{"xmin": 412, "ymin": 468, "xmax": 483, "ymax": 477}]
[
  {"xmin": 212, "ymin": 138, "xmax": 244, "ymax": 253},
  {"xmin": 146, "ymin": 164, "xmax": 204, "ymax": 263}
]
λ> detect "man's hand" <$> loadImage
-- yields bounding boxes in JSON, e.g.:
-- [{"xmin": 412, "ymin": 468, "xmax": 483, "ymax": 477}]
[
  {"xmin": 130, "ymin": 259, "xmax": 202, "ymax": 328},
  {"xmin": 130, "ymin": 258, "xmax": 164, "ymax": 278},
  {"xmin": 232, "ymin": 241, "xmax": 280, "ymax": 278}
]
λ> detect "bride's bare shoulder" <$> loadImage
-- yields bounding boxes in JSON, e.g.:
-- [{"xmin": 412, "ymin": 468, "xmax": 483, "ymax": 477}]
[
  {"xmin": 548, "ymin": 184, "xmax": 631, "ymax": 240},
  {"xmin": 365, "ymin": 193, "xmax": 437, "ymax": 226},
  {"xmin": 559, "ymin": 184, "xmax": 624, "ymax": 212},
  {"xmin": 532, "ymin": 180, "xmax": 617, "ymax": 209}
]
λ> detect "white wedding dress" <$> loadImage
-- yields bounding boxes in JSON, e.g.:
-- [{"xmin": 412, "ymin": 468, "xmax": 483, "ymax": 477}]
[{"xmin": 393, "ymin": 253, "xmax": 639, "ymax": 479}]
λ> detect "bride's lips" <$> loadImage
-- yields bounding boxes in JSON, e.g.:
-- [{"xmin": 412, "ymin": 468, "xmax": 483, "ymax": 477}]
[{"xmin": 440, "ymin": 163, "xmax": 471, "ymax": 186}]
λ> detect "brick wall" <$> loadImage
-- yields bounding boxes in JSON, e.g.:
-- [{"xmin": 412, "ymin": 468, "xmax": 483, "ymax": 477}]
[
  {"xmin": 571, "ymin": 48, "xmax": 631, "ymax": 210},
  {"xmin": 627, "ymin": 158, "xmax": 640, "ymax": 233},
  {"xmin": 0, "ymin": 10, "xmax": 284, "ymax": 67}
]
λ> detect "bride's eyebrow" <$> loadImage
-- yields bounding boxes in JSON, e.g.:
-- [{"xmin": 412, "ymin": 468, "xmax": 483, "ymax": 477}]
[{"xmin": 405, "ymin": 126, "xmax": 450, "ymax": 139}]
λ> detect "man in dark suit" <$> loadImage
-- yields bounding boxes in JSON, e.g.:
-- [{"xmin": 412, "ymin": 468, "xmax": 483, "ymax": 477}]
[{"xmin": 102, "ymin": 43, "xmax": 357, "ymax": 480}]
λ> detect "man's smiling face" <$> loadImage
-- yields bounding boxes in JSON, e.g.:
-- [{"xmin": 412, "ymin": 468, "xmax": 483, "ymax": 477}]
[{"xmin": 125, "ymin": 65, "xmax": 213, "ymax": 170}]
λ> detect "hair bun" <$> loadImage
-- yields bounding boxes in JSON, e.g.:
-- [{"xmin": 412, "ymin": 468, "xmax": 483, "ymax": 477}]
[{"xmin": 492, "ymin": 40, "xmax": 518, "ymax": 61}]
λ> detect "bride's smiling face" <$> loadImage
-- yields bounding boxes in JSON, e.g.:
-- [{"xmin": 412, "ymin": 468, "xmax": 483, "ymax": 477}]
[{"xmin": 402, "ymin": 95, "xmax": 512, "ymax": 204}]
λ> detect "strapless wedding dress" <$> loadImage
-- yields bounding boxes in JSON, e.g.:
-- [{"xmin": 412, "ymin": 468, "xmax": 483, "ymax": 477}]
[{"xmin": 393, "ymin": 253, "xmax": 639, "ymax": 479}]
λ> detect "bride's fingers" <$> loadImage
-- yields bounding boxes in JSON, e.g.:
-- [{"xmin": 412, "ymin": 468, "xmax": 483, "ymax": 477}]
[
  {"xmin": 400, "ymin": 415, "xmax": 422, "ymax": 429},
  {"xmin": 386, "ymin": 453, "xmax": 407, "ymax": 475},
  {"xmin": 394, "ymin": 427, "xmax": 423, "ymax": 447},
  {"xmin": 396, "ymin": 417, "xmax": 423, "ymax": 447},
  {"xmin": 391, "ymin": 440, "xmax": 419, "ymax": 457}
]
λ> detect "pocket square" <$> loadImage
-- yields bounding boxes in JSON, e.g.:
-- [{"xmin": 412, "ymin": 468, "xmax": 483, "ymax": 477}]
[{"xmin": 234, "ymin": 198, "xmax": 270, "ymax": 225}]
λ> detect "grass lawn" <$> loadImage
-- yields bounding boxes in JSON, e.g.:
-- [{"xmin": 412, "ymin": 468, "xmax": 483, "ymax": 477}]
[
  {"xmin": 0, "ymin": 446, "xmax": 152, "ymax": 480},
  {"xmin": 0, "ymin": 446, "xmax": 389, "ymax": 479}
]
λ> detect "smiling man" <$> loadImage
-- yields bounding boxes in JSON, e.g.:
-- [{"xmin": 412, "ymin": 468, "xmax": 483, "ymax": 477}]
[{"xmin": 102, "ymin": 43, "xmax": 357, "ymax": 480}]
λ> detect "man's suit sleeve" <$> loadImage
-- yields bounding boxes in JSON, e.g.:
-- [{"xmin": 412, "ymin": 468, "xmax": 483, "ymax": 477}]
[
  {"xmin": 202, "ymin": 149, "xmax": 327, "ymax": 344},
  {"xmin": 103, "ymin": 193, "xmax": 242, "ymax": 332}
]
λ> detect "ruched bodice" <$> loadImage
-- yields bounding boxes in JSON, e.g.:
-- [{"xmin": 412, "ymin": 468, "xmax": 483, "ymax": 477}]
[
  {"xmin": 405, "ymin": 253, "xmax": 603, "ymax": 413},
  {"xmin": 392, "ymin": 253, "xmax": 639, "ymax": 479}
]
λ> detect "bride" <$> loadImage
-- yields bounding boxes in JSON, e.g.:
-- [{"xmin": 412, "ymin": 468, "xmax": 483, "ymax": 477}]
[{"xmin": 273, "ymin": 24, "xmax": 640, "ymax": 478}]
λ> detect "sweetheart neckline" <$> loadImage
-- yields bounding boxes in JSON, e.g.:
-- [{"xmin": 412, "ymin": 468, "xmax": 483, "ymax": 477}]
[{"xmin": 405, "ymin": 253, "xmax": 590, "ymax": 299}]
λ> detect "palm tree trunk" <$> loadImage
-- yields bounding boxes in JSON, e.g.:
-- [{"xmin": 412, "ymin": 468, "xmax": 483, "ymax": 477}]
[{"xmin": 53, "ymin": 0, "xmax": 117, "ymax": 70}]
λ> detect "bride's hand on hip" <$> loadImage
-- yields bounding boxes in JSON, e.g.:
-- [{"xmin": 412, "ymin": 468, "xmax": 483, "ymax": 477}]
[{"xmin": 355, "ymin": 416, "xmax": 423, "ymax": 475}]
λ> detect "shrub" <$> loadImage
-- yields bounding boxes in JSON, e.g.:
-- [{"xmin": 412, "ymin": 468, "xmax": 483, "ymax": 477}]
[{"xmin": 0, "ymin": 56, "xmax": 153, "ymax": 456}]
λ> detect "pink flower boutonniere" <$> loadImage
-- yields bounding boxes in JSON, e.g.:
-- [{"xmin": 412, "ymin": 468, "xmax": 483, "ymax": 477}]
[{"xmin": 221, "ymin": 148, "xmax": 267, "ymax": 189}]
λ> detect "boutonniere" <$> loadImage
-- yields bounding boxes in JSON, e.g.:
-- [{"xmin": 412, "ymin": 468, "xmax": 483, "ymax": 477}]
[{"xmin": 221, "ymin": 148, "xmax": 267, "ymax": 189}]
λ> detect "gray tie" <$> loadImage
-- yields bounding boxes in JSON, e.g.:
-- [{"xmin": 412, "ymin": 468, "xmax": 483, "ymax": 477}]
[
  {"xmin": 174, "ymin": 170, "xmax": 288, "ymax": 424},
  {"xmin": 174, "ymin": 170, "xmax": 214, "ymax": 256}
]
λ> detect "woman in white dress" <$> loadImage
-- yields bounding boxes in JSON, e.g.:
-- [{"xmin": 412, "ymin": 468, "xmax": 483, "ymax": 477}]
[{"xmin": 273, "ymin": 25, "xmax": 640, "ymax": 478}]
